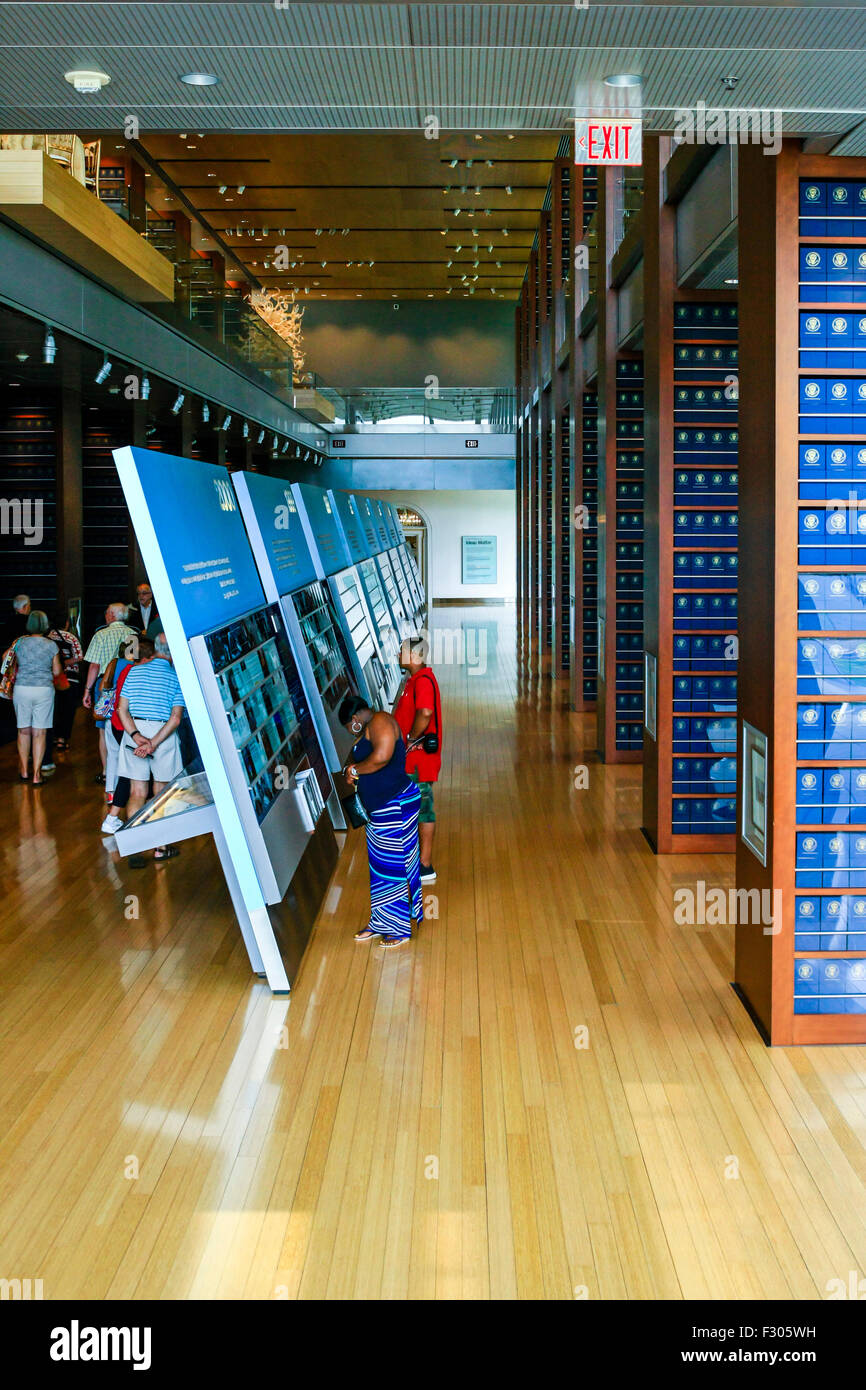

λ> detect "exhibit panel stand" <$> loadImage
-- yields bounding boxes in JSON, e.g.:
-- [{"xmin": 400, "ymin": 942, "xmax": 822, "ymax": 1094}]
[{"xmin": 112, "ymin": 446, "xmax": 340, "ymax": 993}]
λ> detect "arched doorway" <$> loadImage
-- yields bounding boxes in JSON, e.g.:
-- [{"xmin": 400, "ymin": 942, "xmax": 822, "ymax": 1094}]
[{"xmin": 396, "ymin": 504, "xmax": 429, "ymax": 599}]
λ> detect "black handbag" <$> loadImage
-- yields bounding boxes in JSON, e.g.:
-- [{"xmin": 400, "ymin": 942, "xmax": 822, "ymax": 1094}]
[{"xmin": 341, "ymin": 789, "xmax": 370, "ymax": 829}]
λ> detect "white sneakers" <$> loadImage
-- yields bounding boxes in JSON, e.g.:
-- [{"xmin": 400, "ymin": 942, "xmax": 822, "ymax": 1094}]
[{"xmin": 101, "ymin": 814, "xmax": 123, "ymax": 835}]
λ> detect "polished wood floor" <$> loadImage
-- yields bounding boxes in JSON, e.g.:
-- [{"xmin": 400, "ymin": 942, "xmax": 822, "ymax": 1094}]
[{"xmin": 2, "ymin": 606, "xmax": 866, "ymax": 1300}]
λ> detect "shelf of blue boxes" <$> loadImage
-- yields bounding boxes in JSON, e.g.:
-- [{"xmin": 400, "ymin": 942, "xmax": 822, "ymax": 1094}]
[
  {"xmin": 795, "ymin": 175, "xmax": 866, "ymax": 1016},
  {"xmin": 614, "ymin": 358, "xmax": 644, "ymax": 750},
  {"xmin": 560, "ymin": 404, "xmax": 571, "ymax": 673},
  {"xmin": 544, "ymin": 423, "xmax": 554, "ymax": 652},
  {"xmin": 671, "ymin": 303, "xmax": 739, "ymax": 836},
  {"xmin": 581, "ymin": 389, "xmax": 599, "ymax": 703}
]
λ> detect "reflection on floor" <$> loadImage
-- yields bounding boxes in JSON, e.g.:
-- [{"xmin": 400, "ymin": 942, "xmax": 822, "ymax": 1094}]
[{"xmin": 1, "ymin": 606, "xmax": 865, "ymax": 1299}]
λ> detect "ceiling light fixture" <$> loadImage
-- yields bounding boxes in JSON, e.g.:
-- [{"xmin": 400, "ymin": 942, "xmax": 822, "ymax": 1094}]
[
  {"xmin": 64, "ymin": 69, "xmax": 111, "ymax": 94},
  {"xmin": 219, "ymin": 185, "xmax": 227, "ymax": 195},
  {"xmin": 220, "ymin": 413, "xmax": 232, "ymax": 432},
  {"xmin": 603, "ymin": 72, "xmax": 642, "ymax": 88},
  {"xmin": 237, "ymin": 185, "xmax": 245, "ymax": 194},
  {"xmin": 724, "ymin": 277, "xmax": 739, "ymax": 285},
  {"xmin": 15, "ymin": 351, "xmax": 28, "ymax": 363},
  {"xmin": 42, "ymin": 328, "xmax": 56, "ymax": 364},
  {"xmin": 180, "ymin": 72, "xmax": 219, "ymax": 86},
  {"xmin": 171, "ymin": 391, "xmax": 185, "ymax": 414},
  {"xmin": 449, "ymin": 158, "xmax": 459, "ymax": 169},
  {"xmin": 202, "ymin": 402, "xmax": 210, "ymax": 422},
  {"xmin": 141, "ymin": 375, "xmax": 151, "ymax": 400},
  {"xmin": 95, "ymin": 358, "xmax": 112, "ymax": 384}
]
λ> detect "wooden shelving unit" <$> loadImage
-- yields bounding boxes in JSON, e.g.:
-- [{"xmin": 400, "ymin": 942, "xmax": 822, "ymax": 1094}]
[
  {"xmin": 736, "ymin": 143, "xmax": 866, "ymax": 1043},
  {"xmin": 0, "ymin": 399, "xmax": 58, "ymax": 616}
]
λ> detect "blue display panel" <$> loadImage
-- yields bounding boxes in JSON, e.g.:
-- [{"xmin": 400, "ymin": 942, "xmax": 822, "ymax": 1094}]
[
  {"xmin": 294, "ymin": 482, "xmax": 351, "ymax": 576},
  {"xmin": 237, "ymin": 470, "xmax": 318, "ymax": 594},
  {"xmin": 671, "ymin": 303, "xmax": 739, "ymax": 835},
  {"xmin": 370, "ymin": 499, "xmax": 393, "ymax": 551},
  {"xmin": 116, "ymin": 447, "xmax": 265, "ymax": 638},
  {"xmin": 560, "ymin": 404, "xmax": 571, "ymax": 674},
  {"xmin": 331, "ymin": 491, "xmax": 371, "ymax": 563},
  {"xmin": 581, "ymin": 389, "xmax": 598, "ymax": 701},
  {"xmin": 614, "ymin": 359, "xmax": 644, "ymax": 751},
  {"xmin": 357, "ymin": 495, "xmax": 384, "ymax": 553}
]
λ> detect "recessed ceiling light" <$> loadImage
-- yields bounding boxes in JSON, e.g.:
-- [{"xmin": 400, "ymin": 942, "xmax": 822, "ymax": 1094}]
[
  {"xmin": 603, "ymin": 72, "xmax": 642, "ymax": 88},
  {"xmin": 64, "ymin": 69, "xmax": 111, "ymax": 94},
  {"xmin": 724, "ymin": 277, "xmax": 739, "ymax": 285},
  {"xmin": 181, "ymin": 72, "xmax": 219, "ymax": 86}
]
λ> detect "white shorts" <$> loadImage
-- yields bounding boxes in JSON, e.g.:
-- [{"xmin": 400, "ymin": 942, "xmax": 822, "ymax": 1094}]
[
  {"xmin": 13, "ymin": 684, "xmax": 55, "ymax": 730},
  {"xmin": 105, "ymin": 726, "xmax": 122, "ymax": 795},
  {"xmin": 117, "ymin": 720, "xmax": 183, "ymax": 785}
]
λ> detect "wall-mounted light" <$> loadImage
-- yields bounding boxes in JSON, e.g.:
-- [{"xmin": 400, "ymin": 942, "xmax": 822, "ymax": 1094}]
[
  {"xmin": 171, "ymin": 391, "xmax": 185, "ymax": 414},
  {"xmin": 243, "ymin": 421, "xmax": 249, "ymax": 438},
  {"xmin": 257, "ymin": 429, "xmax": 265, "ymax": 444},
  {"xmin": 202, "ymin": 401, "xmax": 210, "ymax": 422},
  {"xmin": 42, "ymin": 327, "xmax": 56, "ymax": 364},
  {"xmin": 141, "ymin": 375, "xmax": 151, "ymax": 400},
  {"xmin": 220, "ymin": 413, "xmax": 232, "ymax": 432},
  {"xmin": 95, "ymin": 358, "xmax": 112, "ymax": 384}
]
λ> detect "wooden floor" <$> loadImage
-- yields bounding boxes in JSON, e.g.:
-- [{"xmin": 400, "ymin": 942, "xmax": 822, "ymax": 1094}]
[{"xmin": 2, "ymin": 606, "xmax": 866, "ymax": 1300}]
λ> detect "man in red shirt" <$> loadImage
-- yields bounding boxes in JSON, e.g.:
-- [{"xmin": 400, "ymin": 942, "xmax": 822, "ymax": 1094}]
[{"xmin": 395, "ymin": 635, "xmax": 442, "ymax": 883}]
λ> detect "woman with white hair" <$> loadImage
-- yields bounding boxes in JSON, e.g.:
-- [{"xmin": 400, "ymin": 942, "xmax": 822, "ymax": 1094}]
[{"xmin": 12, "ymin": 610, "xmax": 62, "ymax": 785}]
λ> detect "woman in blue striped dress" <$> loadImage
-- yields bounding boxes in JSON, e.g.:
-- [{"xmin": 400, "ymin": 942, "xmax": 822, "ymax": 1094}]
[{"xmin": 339, "ymin": 695, "xmax": 423, "ymax": 950}]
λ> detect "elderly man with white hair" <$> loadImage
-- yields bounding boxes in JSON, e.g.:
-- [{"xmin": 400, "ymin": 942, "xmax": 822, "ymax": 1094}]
[
  {"xmin": 82, "ymin": 602, "xmax": 139, "ymax": 780},
  {"xmin": 116, "ymin": 633, "xmax": 186, "ymax": 858}
]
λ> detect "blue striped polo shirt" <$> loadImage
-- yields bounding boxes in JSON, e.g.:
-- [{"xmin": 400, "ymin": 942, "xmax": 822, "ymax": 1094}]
[{"xmin": 121, "ymin": 658, "xmax": 186, "ymax": 722}]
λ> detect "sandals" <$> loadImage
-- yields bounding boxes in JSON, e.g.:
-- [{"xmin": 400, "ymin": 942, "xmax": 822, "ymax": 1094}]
[
  {"xmin": 19, "ymin": 773, "xmax": 29, "ymax": 783},
  {"xmin": 379, "ymin": 938, "xmax": 410, "ymax": 951},
  {"xmin": 153, "ymin": 846, "xmax": 180, "ymax": 861},
  {"xmin": 354, "ymin": 928, "xmax": 377, "ymax": 943}
]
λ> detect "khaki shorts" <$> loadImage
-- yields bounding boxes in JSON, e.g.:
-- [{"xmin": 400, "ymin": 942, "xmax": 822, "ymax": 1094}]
[
  {"xmin": 409, "ymin": 771, "xmax": 435, "ymax": 823},
  {"xmin": 117, "ymin": 720, "xmax": 183, "ymax": 785}
]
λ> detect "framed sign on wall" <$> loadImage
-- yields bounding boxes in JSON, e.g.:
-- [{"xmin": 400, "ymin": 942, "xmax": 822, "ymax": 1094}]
[{"xmin": 462, "ymin": 534, "xmax": 497, "ymax": 585}]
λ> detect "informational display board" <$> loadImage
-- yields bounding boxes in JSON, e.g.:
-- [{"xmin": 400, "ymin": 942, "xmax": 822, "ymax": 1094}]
[
  {"xmin": 330, "ymin": 490, "xmax": 371, "ymax": 563},
  {"xmin": 356, "ymin": 494, "xmax": 385, "ymax": 554},
  {"xmin": 370, "ymin": 498, "xmax": 393, "ymax": 551},
  {"xmin": 462, "ymin": 534, "xmax": 498, "ymax": 585},
  {"xmin": 112, "ymin": 447, "xmax": 338, "ymax": 993},
  {"xmin": 293, "ymin": 481, "xmax": 350, "ymax": 577}
]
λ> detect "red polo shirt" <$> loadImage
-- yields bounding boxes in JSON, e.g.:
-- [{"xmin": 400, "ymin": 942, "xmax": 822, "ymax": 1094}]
[{"xmin": 395, "ymin": 668, "xmax": 442, "ymax": 784}]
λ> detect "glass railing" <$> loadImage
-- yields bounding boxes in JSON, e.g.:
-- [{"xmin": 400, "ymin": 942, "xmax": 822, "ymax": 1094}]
[{"xmin": 294, "ymin": 381, "xmax": 516, "ymax": 434}]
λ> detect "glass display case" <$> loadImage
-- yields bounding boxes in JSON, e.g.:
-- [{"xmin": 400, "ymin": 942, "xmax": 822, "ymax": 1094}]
[
  {"xmin": 205, "ymin": 603, "xmax": 331, "ymax": 826},
  {"xmin": 375, "ymin": 550, "xmax": 410, "ymax": 633},
  {"xmin": 292, "ymin": 581, "xmax": 355, "ymax": 715},
  {"xmin": 331, "ymin": 568, "xmax": 388, "ymax": 708}
]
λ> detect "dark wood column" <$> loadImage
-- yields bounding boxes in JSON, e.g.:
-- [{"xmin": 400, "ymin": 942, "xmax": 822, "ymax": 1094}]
[{"xmin": 57, "ymin": 341, "xmax": 83, "ymax": 619}]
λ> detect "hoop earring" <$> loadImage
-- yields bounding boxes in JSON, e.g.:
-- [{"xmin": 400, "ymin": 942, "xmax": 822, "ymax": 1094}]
[{"xmin": 351, "ymin": 719, "xmax": 363, "ymax": 734}]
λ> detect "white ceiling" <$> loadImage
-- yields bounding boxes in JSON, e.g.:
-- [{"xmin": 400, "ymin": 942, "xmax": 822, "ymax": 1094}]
[{"xmin": 0, "ymin": 2, "xmax": 865, "ymax": 138}]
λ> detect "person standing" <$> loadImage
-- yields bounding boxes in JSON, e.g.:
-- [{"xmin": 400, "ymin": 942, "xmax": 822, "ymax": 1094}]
[
  {"xmin": 395, "ymin": 635, "xmax": 442, "ymax": 884},
  {"xmin": 115, "ymin": 635, "xmax": 185, "ymax": 858},
  {"xmin": 339, "ymin": 694, "xmax": 423, "ymax": 949},
  {"xmin": 82, "ymin": 603, "xmax": 138, "ymax": 781},
  {"xmin": 48, "ymin": 618, "xmax": 83, "ymax": 751},
  {"xmin": 101, "ymin": 636, "xmax": 152, "ymax": 835},
  {"xmin": 132, "ymin": 582, "xmax": 160, "ymax": 637},
  {"xmin": 12, "ymin": 610, "xmax": 62, "ymax": 785}
]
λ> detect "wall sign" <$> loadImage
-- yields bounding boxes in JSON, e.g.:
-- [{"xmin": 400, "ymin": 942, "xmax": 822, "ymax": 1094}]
[
  {"xmin": 462, "ymin": 534, "xmax": 497, "ymax": 585},
  {"xmin": 575, "ymin": 117, "xmax": 642, "ymax": 166},
  {"xmin": 465, "ymin": 439, "xmax": 480, "ymax": 449},
  {"xmin": 332, "ymin": 438, "xmax": 347, "ymax": 449},
  {"xmin": 741, "ymin": 721, "xmax": 768, "ymax": 866}
]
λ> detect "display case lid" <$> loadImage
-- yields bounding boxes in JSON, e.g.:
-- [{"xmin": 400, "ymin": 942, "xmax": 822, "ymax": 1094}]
[
  {"xmin": 330, "ymin": 491, "xmax": 370, "ymax": 564},
  {"xmin": 293, "ymin": 482, "xmax": 352, "ymax": 576}
]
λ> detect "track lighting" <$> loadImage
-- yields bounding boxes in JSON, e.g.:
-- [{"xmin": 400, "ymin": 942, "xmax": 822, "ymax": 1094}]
[
  {"xmin": 315, "ymin": 228, "xmax": 323, "ymax": 236},
  {"xmin": 95, "ymin": 358, "xmax": 112, "ymax": 384},
  {"xmin": 202, "ymin": 401, "xmax": 210, "ymax": 422},
  {"xmin": 272, "ymin": 435, "xmax": 279, "ymax": 450},
  {"xmin": 171, "ymin": 391, "xmax": 185, "ymax": 414},
  {"xmin": 502, "ymin": 228, "xmax": 509, "ymax": 236},
  {"xmin": 42, "ymin": 327, "xmax": 56, "ymax": 364},
  {"xmin": 219, "ymin": 185, "xmax": 227, "ymax": 195},
  {"xmin": 257, "ymin": 429, "xmax": 265, "ymax": 444},
  {"xmin": 466, "ymin": 159, "xmax": 474, "ymax": 169},
  {"xmin": 237, "ymin": 185, "xmax": 245, "ymax": 194},
  {"xmin": 141, "ymin": 375, "xmax": 151, "ymax": 400},
  {"xmin": 282, "ymin": 440, "xmax": 289, "ymax": 454},
  {"xmin": 243, "ymin": 421, "xmax": 249, "ymax": 438},
  {"xmin": 455, "ymin": 244, "xmax": 462, "ymax": 253},
  {"xmin": 449, "ymin": 158, "xmax": 458, "ymax": 168},
  {"xmin": 220, "ymin": 413, "xmax": 232, "ymax": 432},
  {"xmin": 506, "ymin": 186, "xmax": 513, "ymax": 195}
]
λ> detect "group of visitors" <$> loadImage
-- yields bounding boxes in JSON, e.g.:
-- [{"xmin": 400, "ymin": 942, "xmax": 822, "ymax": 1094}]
[{"xmin": 340, "ymin": 635, "xmax": 443, "ymax": 951}]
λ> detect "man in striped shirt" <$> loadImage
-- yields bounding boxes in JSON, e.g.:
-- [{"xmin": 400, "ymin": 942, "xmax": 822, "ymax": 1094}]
[{"xmin": 116, "ymin": 633, "xmax": 186, "ymax": 825}]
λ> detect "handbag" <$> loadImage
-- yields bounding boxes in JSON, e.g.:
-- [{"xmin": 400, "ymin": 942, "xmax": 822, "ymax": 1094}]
[
  {"xmin": 420, "ymin": 676, "xmax": 440, "ymax": 755},
  {"xmin": 341, "ymin": 790, "xmax": 370, "ymax": 829},
  {"xmin": 54, "ymin": 671, "xmax": 70, "ymax": 692},
  {"xmin": 0, "ymin": 641, "xmax": 18, "ymax": 701},
  {"xmin": 93, "ymin": 685, "xmax": 116, "ymax": 720}
]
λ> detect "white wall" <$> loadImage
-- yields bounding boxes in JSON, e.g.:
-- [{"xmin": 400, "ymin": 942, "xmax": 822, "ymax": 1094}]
[{"xmin": 365, "ymin": 489, "xmax": 516, "ymax": 602}]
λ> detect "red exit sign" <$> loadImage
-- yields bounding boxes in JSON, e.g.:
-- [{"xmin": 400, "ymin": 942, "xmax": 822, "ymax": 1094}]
[{"xmin": 575, "ymin": 117, "xmax": 642, "ymax": 166}]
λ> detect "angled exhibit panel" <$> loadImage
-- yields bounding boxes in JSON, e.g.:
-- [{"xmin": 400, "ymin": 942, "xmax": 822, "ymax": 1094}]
[
  {"xmin": 329, "ymin": 489, "xmax": 404, "ymax": 703},
  {"xmin": 112, "ymin": 446, "xmax": 339, "ymax": 993}
]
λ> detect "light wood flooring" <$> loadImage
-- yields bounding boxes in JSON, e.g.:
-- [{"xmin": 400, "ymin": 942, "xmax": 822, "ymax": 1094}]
[{"xmin": 1, "ymin": 606, "xmax": 866, "ymax": 1300}]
